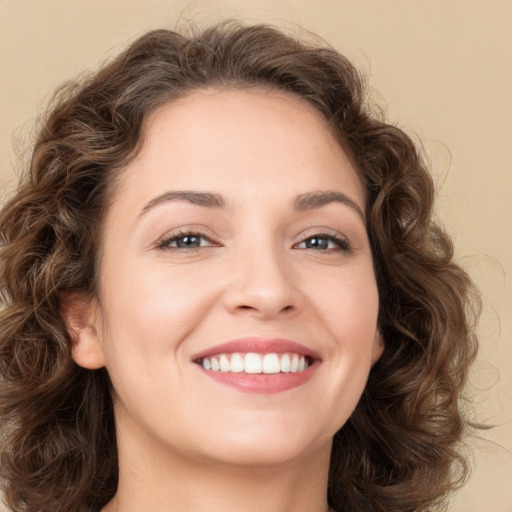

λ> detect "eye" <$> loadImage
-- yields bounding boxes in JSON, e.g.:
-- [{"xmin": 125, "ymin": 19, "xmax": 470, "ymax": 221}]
[
  {"xmin": 156, "ymin": 231, "xmax": 218, "ymax": 251},
  {"xmin": 295, "ymin": 234, "xmax": 350, "ymax": 252}
]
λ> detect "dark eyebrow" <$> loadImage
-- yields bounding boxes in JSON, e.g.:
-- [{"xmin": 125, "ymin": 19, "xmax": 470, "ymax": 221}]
[
  {"xmin": 293, "ymin": 191, "xmax": 366, "ymax": 223},
  {"xmin": 138, "ymin": 189, "xmax": 365, "ymax": 223},
  {"xmin": 139, "ymin": 191, "xmax": 226, "ymax": 216}
]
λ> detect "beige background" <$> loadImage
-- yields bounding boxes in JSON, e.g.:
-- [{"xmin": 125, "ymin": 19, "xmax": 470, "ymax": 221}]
[{"xmin": 1, "ymin": 0, "xmax": 511, "ymax": 510}]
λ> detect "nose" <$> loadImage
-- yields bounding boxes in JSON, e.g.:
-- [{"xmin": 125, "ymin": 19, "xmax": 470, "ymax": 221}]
[{"xmin": 222, "ymin": 245, "xmax": 303, "ymax": 320}]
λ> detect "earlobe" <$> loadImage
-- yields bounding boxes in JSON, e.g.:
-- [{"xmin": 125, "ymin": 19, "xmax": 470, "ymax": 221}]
[
  {"xmin": 61, "ymin": 293, "xmax": 106, "ymax": 370},
  {"xmin": 371, "ymin": 330, "xmax": 384, "ymax": 364}
]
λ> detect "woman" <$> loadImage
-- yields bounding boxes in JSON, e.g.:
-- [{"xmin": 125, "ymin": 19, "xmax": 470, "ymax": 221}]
[{"xmin": 0, "ymin": 22, "xmax": 478, "ymax": 512}]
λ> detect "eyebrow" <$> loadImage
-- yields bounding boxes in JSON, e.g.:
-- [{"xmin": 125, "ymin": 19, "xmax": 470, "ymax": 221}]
[
  {"xmin": 139, "ymin": 189, "xmax": 365, "ymax": 223},
  {"xmin": 293, "ymin": 191, "xmax": 366, "ymax": 223},
  {"xmin": 140, "ymin": 191, "xmax": 226, "ymax": 215}
]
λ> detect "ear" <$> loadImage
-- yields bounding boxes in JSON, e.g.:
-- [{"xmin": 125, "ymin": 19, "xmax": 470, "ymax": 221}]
[
  {"xmin": 61, "ymin": 293, "xmax": 106, "ymax": 369},
  {"xmin": 371, "ymin": 330, "xmax": 384, "ymax": 364}
]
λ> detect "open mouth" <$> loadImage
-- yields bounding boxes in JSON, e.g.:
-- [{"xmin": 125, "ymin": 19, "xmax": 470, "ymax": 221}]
[
  {"xmin": 191, "ymin": 338, "xmax": 320, "ymax": 393},
  {"xmin": 195, "ymin": 352, "xmax": 314, "ymax": 374}
]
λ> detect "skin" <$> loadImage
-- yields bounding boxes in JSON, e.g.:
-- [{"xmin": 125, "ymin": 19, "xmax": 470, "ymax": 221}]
[{"xmin": 67, "ymin": 89, "xmax": 383, "ymax": 512}]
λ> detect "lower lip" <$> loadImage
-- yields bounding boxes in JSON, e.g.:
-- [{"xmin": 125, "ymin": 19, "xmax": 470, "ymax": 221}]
[{"xmin": 197, "ymin": 362, "xmax": 319, "ymax": 394}]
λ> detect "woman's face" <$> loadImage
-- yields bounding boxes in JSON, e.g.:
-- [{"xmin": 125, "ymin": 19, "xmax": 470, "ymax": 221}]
[{"xmin": 72, "ymin": 89, "xmax": 382, "ymax": 468}]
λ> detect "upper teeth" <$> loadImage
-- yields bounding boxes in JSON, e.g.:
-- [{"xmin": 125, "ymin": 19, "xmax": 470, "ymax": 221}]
[{"xmin": 200, "ymin": 352, "xmax": 309, "ymax": 374}]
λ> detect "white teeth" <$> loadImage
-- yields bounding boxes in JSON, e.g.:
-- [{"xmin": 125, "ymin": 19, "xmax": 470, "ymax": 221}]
[
  {"xmin": 244, "ymin": 353, "xmax": 262, "ymax": 373},
  {"xmin": 230, "ymin": 353, "xmax": 244, "ymax": 373},
  {"xmin": 290, "ymin": 354, "xmax": 299, "ymax": 372},
  {"xmin": 199, "ymin": 352, "xmax": 311, "ymax": 374},
  {"xmin": 219, "ymin": 355, "xmax": 230, "ymax": 372},
  {"xmin": 280, "ymin": 353, "xmax": 291, "ymax": 372},
  {"xmin": 262, "ymin": 353, "xmax": 281, "ymax": 374}
]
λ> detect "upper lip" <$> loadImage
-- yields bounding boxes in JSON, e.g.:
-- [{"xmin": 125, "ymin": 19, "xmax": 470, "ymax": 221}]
[{"xmin": 191, "ymin": 337, "xmax": 321, "ymax": 362}]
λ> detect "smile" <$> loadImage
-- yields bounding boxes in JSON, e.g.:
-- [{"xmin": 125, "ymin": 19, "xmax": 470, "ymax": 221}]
[
  {"xmin": 192, "ymin": 338, "xmax": 320, "ymax": 394},
  {"xmin": 198, "ymin": 352, "xmax": 312, "ymax": 374}
]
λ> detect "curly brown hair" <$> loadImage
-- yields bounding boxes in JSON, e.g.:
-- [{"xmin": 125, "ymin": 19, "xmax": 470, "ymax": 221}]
[{"xmin": 0, "ymin": 22, "xmax": 479, "ymax": 512}]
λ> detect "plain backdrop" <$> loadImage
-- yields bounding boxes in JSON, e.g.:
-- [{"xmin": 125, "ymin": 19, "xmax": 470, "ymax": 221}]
[{"xmin": 1, "ymin": 1, "xmax": 511, "ymax": 510}]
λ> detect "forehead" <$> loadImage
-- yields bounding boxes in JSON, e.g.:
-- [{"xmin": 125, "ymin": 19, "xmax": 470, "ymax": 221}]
[{"xmin": 116, "ymin": 88, "xmax": 365, "ymax": 209}]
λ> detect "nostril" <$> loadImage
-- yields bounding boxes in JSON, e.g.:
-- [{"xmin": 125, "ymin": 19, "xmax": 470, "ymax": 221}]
[{"xmin": 234, "ymin": 304, "xmax": 295, "ymax": 315}]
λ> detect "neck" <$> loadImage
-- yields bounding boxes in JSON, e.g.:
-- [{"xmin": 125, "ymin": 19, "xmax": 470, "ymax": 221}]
[{"xmin": 102, "ymin": 422, "xmax": 332, "ymax": 512}]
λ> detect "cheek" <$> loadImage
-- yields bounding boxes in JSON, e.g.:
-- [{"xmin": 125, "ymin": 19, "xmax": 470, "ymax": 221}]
[
  {"xmin": 306, "ymin": 264, "xmax": 379, "ymax": 408},
  {"xmin": 95, "ymin": 261, "xmax": 222, "ymax": 421},
  {"xmin": 98, "ymin": 258, "xmax": 222, "ymax": 358},
  {"xmin": 309, "ymin": 262, "xmax": 379, "ymax": 339}
]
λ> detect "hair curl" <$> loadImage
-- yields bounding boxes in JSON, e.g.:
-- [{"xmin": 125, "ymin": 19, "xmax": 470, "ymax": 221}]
[{"xmin": 0, "ymin": 22, "xmax": 479, "ymax": 512}]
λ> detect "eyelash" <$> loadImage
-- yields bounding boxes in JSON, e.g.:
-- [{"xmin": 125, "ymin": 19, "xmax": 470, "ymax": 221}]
[
  {"xmin": 294, "ymin": 233, "xmax": 350, "ymax": 252},
  {"xmin": 156, "ymin": 230, "xmax": 219, "ymax": 251},
  {"xmin": 156, "ymin": 230, "xmax": 350, "ymax": 253}
]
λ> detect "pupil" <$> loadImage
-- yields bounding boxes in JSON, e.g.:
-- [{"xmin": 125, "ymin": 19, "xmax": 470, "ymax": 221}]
[
  {"xmin": 177, "ymin": 235, "xmax": 199, "ymax": 248},
  {"xmin": 308, "ymin": 237, "xmax": 328, "ymax": 249}
]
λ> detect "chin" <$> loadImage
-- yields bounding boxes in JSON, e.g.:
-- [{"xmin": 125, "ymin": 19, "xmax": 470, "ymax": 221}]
[{"xmin": 192, "ymin": 420, "xmax": 333, "ymax": 468}]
